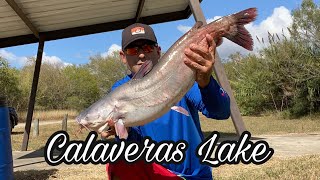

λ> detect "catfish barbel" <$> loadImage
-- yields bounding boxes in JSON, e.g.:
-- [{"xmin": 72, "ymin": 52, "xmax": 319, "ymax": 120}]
[{"xmin": 76, "ymin": 8, "xmax": 257, "ymax": 138}]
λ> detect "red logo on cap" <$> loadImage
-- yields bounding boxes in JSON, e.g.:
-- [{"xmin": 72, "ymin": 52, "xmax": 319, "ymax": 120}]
[{"xmin": 131, "ymin": 27, "xmax": 145, "ymax": 35}]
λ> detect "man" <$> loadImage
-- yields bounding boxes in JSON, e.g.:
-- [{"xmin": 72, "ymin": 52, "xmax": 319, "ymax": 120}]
[{"xmin": 103, "ymin": 23, "xmax": 230, "ymax": 180}]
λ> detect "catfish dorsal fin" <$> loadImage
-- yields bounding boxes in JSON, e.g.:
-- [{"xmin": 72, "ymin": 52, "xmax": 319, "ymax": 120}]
[{"xmin": 132, "ymin": 60, "xmax": 153, "ymax": 80}]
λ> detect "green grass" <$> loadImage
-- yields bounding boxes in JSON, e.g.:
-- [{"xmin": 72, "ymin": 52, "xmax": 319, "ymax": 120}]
[
  {"xmin": 14, "ymin": 155, "xmax": 320, "ymax": 180},
  {"xmin": 11, "ymin": 121, "xmax": 90, "ymax": 151},
  {"xmin": 213, "ymin": 155, "xmax": 320, "ymax": 180},
  {"xmin": 17, "ymin": 109, "xmax": 78, "ymax": 123},
  {"xmin": 200, "ymin": 114, "xmax": 320, "ymax": 136}
]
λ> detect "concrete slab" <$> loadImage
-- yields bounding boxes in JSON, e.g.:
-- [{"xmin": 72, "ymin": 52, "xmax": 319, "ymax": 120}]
[
  {"xmin": 258, "ymin": 133, "xmax": 320, "ymax": 157},
  {"xmin": 13, "ymin": 149, "xmax": 67, "ymax": 172}
]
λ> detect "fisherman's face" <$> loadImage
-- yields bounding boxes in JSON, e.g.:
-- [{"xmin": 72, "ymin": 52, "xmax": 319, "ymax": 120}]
[{"xmin": 120, "ymin": 40, "xmax": 161, "ymax": 74}]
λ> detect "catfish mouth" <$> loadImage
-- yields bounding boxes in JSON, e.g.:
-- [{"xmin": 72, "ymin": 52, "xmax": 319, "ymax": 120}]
[
  {"xmin": 76, "ymin": 116, "xmax": 83, "ymax": 124},
  {"xmin": 75, "ymin": 116, "xmax": 91, "ymax": 132},
  {"xmin": 76, "ymin": 115, "xmax": 109, "ymax": 133},
  {"xmin": 75, "ymin": 104, "xmax": 115, "ymax": 134},
  {"xmin": 76, "ymin": 111, "xmax": 103, "ymax": 126}
]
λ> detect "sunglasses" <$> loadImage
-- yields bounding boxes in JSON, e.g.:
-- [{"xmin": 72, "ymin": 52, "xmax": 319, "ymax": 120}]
[{"xmin": 124, "ymin": 43, "xmax": 157, "ymax": 56}]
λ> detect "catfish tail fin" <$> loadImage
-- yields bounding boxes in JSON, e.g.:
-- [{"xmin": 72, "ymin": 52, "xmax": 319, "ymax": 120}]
[
  {"xmin": 225, "ymin": 8, "xmax": 257, "ymax": 51},
  {"xmin": 233, "ymin": 8, "xmax": 257, "ymax": 25}
]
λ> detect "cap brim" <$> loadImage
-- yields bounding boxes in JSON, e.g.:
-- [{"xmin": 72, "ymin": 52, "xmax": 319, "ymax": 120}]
[{"xmin": 123, "ymin": 36, "xmax": 157, "ymax": 49}]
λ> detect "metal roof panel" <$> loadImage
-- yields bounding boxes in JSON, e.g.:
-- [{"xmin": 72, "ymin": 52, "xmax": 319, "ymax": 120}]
[{"xmin": 0, "ymin": 0, "xmax": 202, "ymax": 48}]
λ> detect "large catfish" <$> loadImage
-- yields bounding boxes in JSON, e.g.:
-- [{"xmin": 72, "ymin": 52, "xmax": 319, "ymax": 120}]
[{"xmin": 76, "ymin": 8, "xmax": 257, "ymax": 138}]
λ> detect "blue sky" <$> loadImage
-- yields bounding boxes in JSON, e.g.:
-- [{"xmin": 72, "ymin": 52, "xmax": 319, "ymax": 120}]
[{"xmin": 1, "ymin": 0, "xmax": 318, "ymax": 68}]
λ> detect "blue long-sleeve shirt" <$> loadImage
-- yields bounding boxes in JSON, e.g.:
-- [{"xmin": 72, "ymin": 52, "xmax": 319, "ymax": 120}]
[{"xmin": 112, "ymin": 74, "xmax": 230, "ymax": 180}]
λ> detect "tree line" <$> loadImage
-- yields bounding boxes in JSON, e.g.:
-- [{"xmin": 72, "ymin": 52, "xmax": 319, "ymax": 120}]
[
  {"xmin": 224, "ymin": 0, "xmax": 320, "ymax": 118},
  {"xmin": 0, "ymin": 0, "xmax": 319, "ymax": 118},
  {"xmin": 0, "ymin": 53, "xmax": 127, "ymax": 111}
]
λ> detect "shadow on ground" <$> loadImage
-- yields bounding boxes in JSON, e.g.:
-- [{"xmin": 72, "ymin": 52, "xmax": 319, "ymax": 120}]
[
  {"xmin": 14, "ymin": 169, "xmax": 58, "ymax": 180},
  {"xmin": 16, "ymin": 147, "xmax": 56, "ymax": 159},
  {"xmin": 11, "ymin": 131, "xmax": 24, "ymax": 135}
]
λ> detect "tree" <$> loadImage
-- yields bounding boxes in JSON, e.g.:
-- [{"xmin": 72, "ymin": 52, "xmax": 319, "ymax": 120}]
[
  {"xmin": 225, "ymin": 0, "xmax": 320, "ymax": 117},
  {"xmin": 19, "ymin": 58, "xmax": 72, "ymax": 110},
  {"xmin": 87, "ymin": 53, "xmax": 127, "ymax": 95},
  {"xmin": 290, "ymin": 0, "xmax": 320, "ymax": 55},
  {"xmin": 18, "ymin": 58, "xmax": 36, "ymax": 110},
  {"xmin": 285, "ymin": 0, "xmax": 320, "ymax": 117},
  {"xmin": 37, "ymin": 63, "xmax": 70, "ymax": 109},
  {"xmin": 63, "ymin": 65, "xmax": 100, "ymax": 111},
  {"xmin": 225, "ymin": 54, "xmax": 277, "ymax": 115},
  {"xmin": 0, "ymin": 57, "xmax": 22, "ymax": 108}
]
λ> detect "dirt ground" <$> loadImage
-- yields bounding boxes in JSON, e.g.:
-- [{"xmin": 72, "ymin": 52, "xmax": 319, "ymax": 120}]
[{"xmin": 12, "ymin": 133, "xmax": 320, "ymax": 172}]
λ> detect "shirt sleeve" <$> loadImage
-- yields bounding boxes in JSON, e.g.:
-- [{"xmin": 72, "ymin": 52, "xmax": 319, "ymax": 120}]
[
  {"xmin": 125, "ymin": 127, "xmax": 144, "ymax": 142},
  {"xmin": 186, "ymin": 76, "xmax": 231, "ymax": 120},
  {"xmin": 111, "ymin": 81, "xmax": 122, "ymax": 91},
  {"xmin": 114, "ymin": 126, "xmax": 144, "ymax": 142}
]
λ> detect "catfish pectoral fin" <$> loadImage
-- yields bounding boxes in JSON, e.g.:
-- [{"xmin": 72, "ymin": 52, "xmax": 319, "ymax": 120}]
[{"xmin": 115, "ymin": 119, "xmax": 128, "ymax": 139}]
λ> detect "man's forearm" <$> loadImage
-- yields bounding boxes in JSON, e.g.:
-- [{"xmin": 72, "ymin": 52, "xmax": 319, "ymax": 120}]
[{"xmin": 199, "ymin": 76, "xmax": 231, "ymax": 119}]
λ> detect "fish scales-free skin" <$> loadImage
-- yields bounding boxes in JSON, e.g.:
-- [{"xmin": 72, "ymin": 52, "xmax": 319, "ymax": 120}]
[{"xmin": 76, "ymin": 8, "xmax": 257, "ymax": 136}]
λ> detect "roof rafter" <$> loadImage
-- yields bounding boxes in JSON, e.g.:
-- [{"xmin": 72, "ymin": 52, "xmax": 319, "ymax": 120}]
[
  {"xmin": 5, "ymin": 0, "xmax": 39, "ymax": 38},
  {"xmin": 135, "ymin": 0, "xmax": 145, "ymax": 22},
  {"xmin": 0, "ymin": 8, "xmax": 191, "ymax": 48}
]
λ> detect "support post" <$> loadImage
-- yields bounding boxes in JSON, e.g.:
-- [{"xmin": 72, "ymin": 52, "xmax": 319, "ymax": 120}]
[
  {"xmin": 33, "ymin": 119, "xmax": 39, "ymax": 137},
  {"xmin": 135, "ymin": 0, "xmax": 145, "ymax": 22},
  {"xmin": 21, "ymin": 36, "xmax": 45, "ymax": 151},
  {"xmin": 62, "ymin": 114, "xmax": 68, "ymax": 131},
  {"xmin": 188, "ymin": 0, "xmax": 246, "ymax": 136}
]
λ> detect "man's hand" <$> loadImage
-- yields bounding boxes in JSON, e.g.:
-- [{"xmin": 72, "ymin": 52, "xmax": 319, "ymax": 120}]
[
  {"xmin": 100, "ymin": 126, "xmax": 131, "ymax": 139},
  {"xmin": 184, "ymin": 34, "xmax": 221, "ymax": 88},
  {"xmin": 101, "ymin": 127, "xmax": 116, "ymax": 139}
]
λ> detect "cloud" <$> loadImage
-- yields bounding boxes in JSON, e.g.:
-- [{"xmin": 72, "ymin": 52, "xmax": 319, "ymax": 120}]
[
  {"xmin": 177, "ymin": 17, "xmax": 221, "ymax": 34},
  {"xmin": 102, "ymin": 44, "xmax": 121, "ymax": 57},
  {"xmin": 177, "ymin": 25, "xmax": 192, "ymax": 33},
  {"xmin": 0, "ymin": 49, "xmax": 71, "ymax": 68},
  {"xmin": 41, "ymin": 53, "xmax": 72, "ymax": 67},
  {"xmin": 0, "ymin": 49, "xmax": 28, "ymax": 68},
  {"xmin": 206, "ymin": 16, "xmax": 222, "ymax": 24},
  {"xmin": 177, "ymin": 6, "xmax": 293, "ymax": 60}
]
